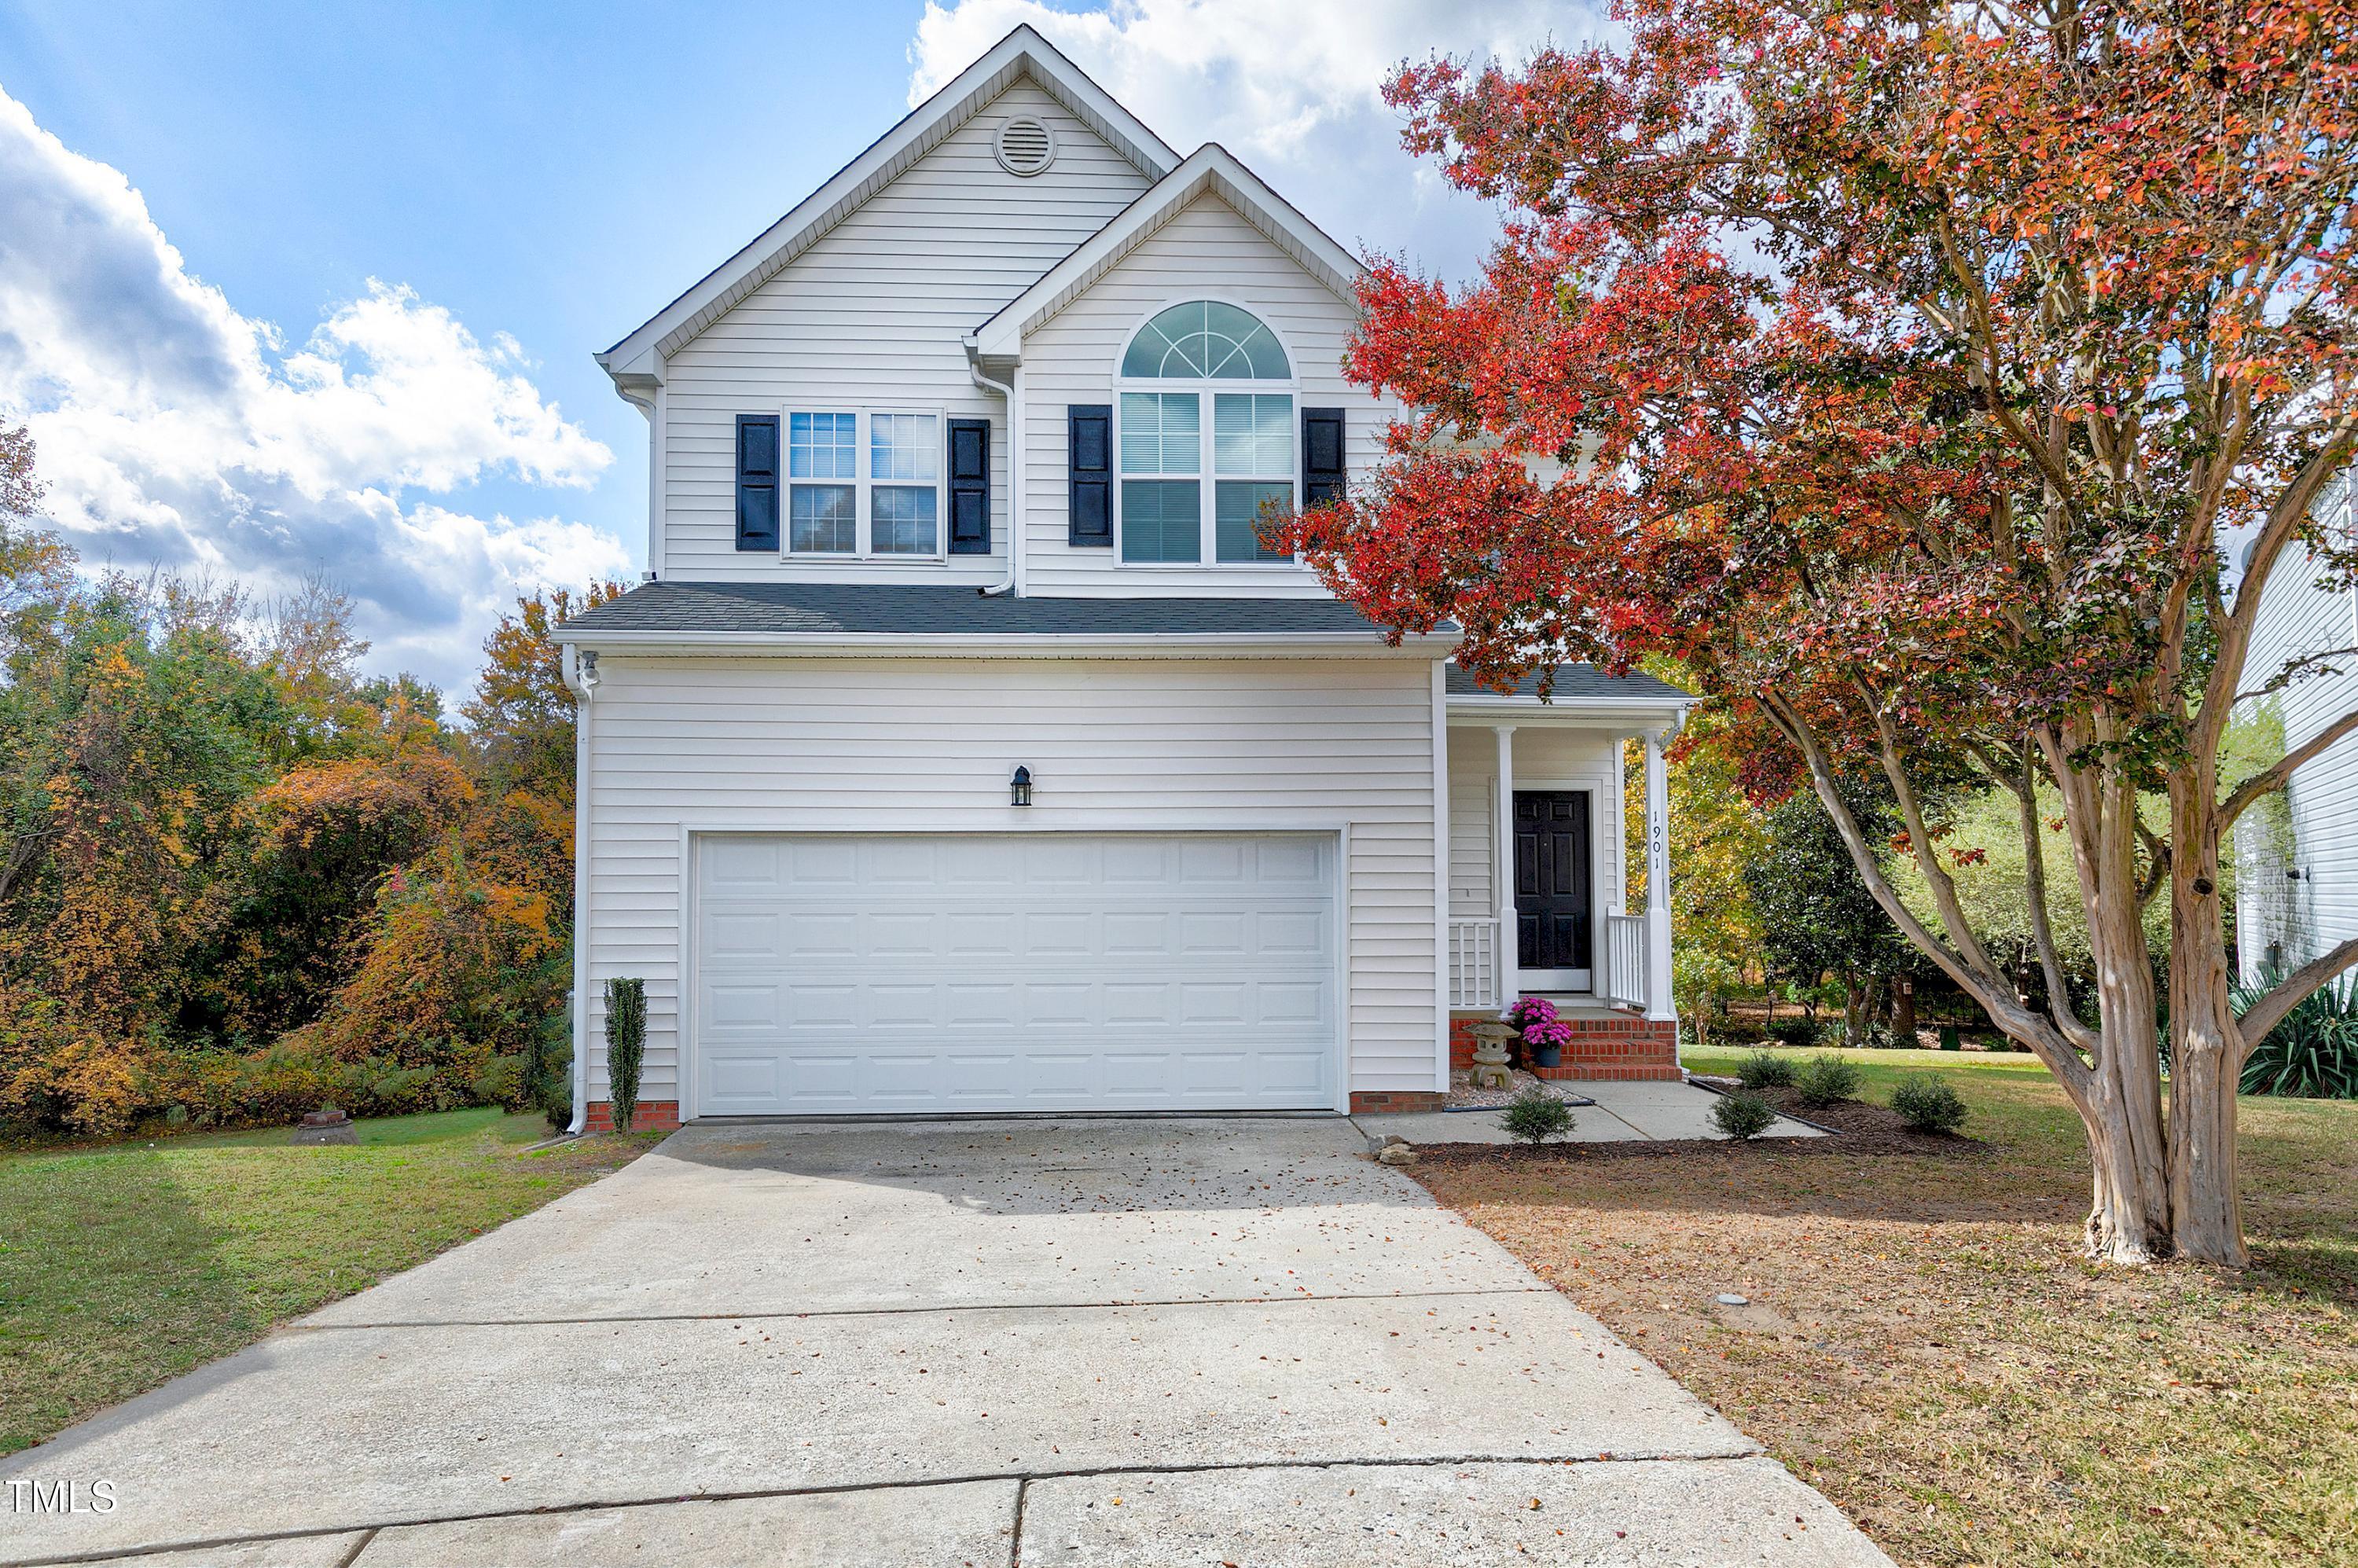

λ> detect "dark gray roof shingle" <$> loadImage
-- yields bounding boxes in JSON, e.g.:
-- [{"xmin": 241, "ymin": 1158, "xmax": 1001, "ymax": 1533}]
[
  {"xmin": 557, "ymin": 581, "xmax": 1405, "ymax": 637},
  {"xmin": 1444, "ymin": 663, "xmax": 1691, "ymax": 703}
]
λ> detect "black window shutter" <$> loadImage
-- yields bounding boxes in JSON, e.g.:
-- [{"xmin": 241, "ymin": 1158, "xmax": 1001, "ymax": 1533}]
[
  {"xmin": 947, "ymin": 418, "xmax": 991, "ymax": 555},
  {"xmin": 736, "ymin": 414, "xmax": 780, "ymax": 551},
  {"xmin": 1068, "ymin": 404, "xmax": 1112, "ymax": 547},
  {"xmin": 1302, "ymin": 407, "xmax": 1346, "ymax": 509}
]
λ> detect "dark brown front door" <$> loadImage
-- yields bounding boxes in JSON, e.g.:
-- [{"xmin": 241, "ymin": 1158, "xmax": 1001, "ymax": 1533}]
[{"xmin": 1515, "ymin": 791, "xmax": 1592, "ymax": 974}]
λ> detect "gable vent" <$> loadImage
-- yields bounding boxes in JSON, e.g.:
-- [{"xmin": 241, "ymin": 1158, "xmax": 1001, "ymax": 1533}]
[{"xmin": 994, "ymin": 116, "xmax": 1056, "ymax": 177}]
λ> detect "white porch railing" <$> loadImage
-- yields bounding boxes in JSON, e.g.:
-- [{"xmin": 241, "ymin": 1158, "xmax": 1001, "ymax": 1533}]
[
  {"xmin": 1448, "ymin": 918, "xmax": 1502, "ymax": 1009},
  {"xmin": 1605, "ymin": 913, "xmax": 1649, "ymax": 1010}
]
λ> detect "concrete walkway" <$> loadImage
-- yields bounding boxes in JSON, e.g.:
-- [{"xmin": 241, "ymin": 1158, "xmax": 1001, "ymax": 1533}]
[
  {"xmin": 1356, "ymin": 1078, "xmax": 1827, "ymax": 1147},
  {"xmin": 2, "ymin": 1118, "xmax": 1888, "ymax": 1566}
]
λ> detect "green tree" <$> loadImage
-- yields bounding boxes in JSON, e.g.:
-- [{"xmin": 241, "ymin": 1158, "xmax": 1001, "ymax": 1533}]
[{"xmin": 1744, "ymin": 789, "xmax": 1912, "ymax": 1041}]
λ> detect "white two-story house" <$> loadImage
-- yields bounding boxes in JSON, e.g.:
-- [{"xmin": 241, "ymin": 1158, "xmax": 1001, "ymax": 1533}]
[{"xmin": 556, "ymin": 26, "xmax": 1693, "ymax": 1131}]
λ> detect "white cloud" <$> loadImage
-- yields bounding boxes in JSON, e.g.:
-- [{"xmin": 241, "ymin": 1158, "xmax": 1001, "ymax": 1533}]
[
  {"xmin": 909, "ymin": 0, "xmax": 1610, "ymax": 279},
  {"xmin": 0, "ymin": 83, "xmax": 624, "ymax": 696}
]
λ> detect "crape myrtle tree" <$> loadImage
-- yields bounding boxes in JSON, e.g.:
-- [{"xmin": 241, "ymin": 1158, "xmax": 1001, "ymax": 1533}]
[{"xmin": 1291, "ymin": 0, "xmax": 2358, "ymax": 1264}]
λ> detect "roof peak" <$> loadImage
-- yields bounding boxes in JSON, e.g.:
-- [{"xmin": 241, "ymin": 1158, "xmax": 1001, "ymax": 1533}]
[{"xmin": 599, "ymin": 25, "xmax": 1181, "ymax": 376}]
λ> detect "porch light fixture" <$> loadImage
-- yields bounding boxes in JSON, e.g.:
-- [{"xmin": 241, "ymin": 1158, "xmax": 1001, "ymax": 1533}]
[{"xmin": 1010, "ymin": 765, "xmax": 1034, "ymax": 807}]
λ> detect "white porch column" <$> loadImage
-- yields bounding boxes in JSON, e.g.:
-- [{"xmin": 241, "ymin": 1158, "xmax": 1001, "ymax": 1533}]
[
  {"xmin": 1643, "ymin": 727, "xmax": 1675, "ymax": 1022},
  {"xmin": 1493, "ymin": 725, "xmax": 1517, "ymax": 1012}
]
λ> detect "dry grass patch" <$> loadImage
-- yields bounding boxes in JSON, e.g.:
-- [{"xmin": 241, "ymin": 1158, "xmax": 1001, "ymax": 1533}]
[{"xmin": 1415, "ymin": 1049, "xmax": 2358, "ymax": 1567}]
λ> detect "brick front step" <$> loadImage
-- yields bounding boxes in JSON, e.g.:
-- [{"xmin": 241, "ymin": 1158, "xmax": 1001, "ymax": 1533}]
[
  {"xmin": 1449, "ymin": 1012, "xmax": 1680, "ymax": 1081},
  {"xmin": 1349, "ymin": 1090, "xmax": 1446, "ymax": 1114},
  {"xmin": 584, "ymin": 1100, "xmax": 681, "ymax": 1133}
]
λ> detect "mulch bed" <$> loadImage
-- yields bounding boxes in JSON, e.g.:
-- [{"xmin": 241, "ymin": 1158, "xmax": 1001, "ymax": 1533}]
[{"xmin": 1412, "ymin": 1081, "xmax": 1987, "ymax": 1168}]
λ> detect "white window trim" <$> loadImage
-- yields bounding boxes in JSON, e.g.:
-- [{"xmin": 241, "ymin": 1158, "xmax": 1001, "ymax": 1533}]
[
  {"xmin": 781, "ymin": 406, "xmax": 949, "ymax": 562},
  {"xmin": 1111, "ymin": 296, "xmax": 1308, "ymax": 571}
]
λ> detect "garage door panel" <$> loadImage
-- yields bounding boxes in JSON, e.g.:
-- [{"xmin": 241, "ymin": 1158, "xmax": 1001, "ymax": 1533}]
[
  {"xmin": 1023, "ymin": 913, "xmax": 1094, "ymax": 959},
  {"xmin": 1024, "ymin": 980, "xmax": 1095, "ymax": 1026},
  {"xmin": 1255, "ymin": 838, "xmax": 1325, "ymax": 884},
  {"xmin": 692, "ymin": 833, "xmax": 1339, "ymax": 1114},
  {"xmin": 785, "ymin": 839, "xmax": 858, "ymax": 884},
  {"xmin": 703, "ymin": 838, "xmax": 782, "ymax": 888}
]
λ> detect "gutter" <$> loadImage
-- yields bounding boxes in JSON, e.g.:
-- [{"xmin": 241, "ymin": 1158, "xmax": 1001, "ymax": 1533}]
[
  {"xmin": 560, "ymin": 644, "xmax": 601, "ymax": 1135},
  {"xmin": 966, "ymin": 346, "xmax": 1019, "ymax": 597}
]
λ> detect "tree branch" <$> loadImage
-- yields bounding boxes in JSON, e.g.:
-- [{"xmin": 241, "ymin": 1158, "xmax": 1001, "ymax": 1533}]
[
  {"xmin": 2218, "ymin": 706, "xmax": 2358, "ymax": 836},
  {"xmin": 2001, "ymin": 746, "xmax": 2103, "ymax": 1054},
  {"xmin": 2203, "ymin": 424, "xmax": 2358, "ymax": 755},
  {"xmin": 2237, "ymin": 935, "xmax": 2358, "ymax": 1053},
  {"xmin": 1761, "ymin": 692, "xmax": 2094, "ymax": 1098}
]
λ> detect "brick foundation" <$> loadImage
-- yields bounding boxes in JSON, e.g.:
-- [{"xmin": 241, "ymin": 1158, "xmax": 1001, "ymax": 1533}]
[
  {"xmin": 1349, "ymin": 1089, "xmax": 1446, "ymax": 1114},
  {"xmin": 584, "ymin": 1100, "xmax": 681, "ymax": 1133},
  {"xmin": 1447, "ymin": 1011, "xmax": 1682, "ymax": 1082}
]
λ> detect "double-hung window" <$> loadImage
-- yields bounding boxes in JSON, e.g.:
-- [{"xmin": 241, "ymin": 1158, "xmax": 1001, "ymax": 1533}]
[
  {"xmin": 784, "ymin": 409, "xmax": 943, "ymax": 557},
  {"xmin": 1114, "ymin": 302, "xmax": 1296, "ymax": 567}
]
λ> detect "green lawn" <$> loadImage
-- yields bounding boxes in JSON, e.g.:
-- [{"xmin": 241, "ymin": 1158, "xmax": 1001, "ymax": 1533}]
[
  {"xmin": 0, "ymin": 1109, "xmax": 648, "ymax": 1455},
  {"xmin": 1420, "ymin": 1044, "xmax": 2358, "ymax": 1566}
]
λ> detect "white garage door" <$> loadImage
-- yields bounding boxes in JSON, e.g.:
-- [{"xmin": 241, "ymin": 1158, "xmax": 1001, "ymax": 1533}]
[{"xmin": 691, "ymin": 832, "xmax": 1339, "ymax": 1115}]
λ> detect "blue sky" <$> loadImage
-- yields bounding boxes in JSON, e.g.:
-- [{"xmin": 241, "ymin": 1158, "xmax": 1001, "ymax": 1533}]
[{"xmin": 0, "ymin": 1, "xmax": 1591, "ymax": 693}]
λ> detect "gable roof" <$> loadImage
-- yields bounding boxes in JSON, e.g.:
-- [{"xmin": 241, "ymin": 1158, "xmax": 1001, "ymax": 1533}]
[
  {"xmin": 967, "ymin": 144, "xmax": 1367, "ymax": 362},
  {"xmin": 597, "ymin": 26, "xmax": 1178, "ymax": 376}
]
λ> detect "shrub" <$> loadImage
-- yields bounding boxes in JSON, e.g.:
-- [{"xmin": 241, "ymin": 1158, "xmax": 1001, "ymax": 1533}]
[
  {"xmin": 522, "ymin": 1011, "xmax": 573, "ymax": 1132},
  {"xmin": 1735, "ymin": 1050, "xmax": 1797, "ymax": 1089},
  {"xmin": 604, "ymin": 976, "xmax": 647, "ymax": 1133},
  {"xmin": 1711, "ymin": 1091, "xmax": 1777, "ymax": 1140},
  {"xmin": 1768, "ymin": 1016, "xmax": 1820, "ymax": 1048},
  {"xmin": 2234, "ymin": 970, "xmax": 2358, "ymax": 1099},
  {"xmin": 1793, "ymin": 1052, "xmax": 1863, "ymax": 1107},
  {"xmin": 1890, "ymin": 1074, "xmax": 1969, "ymax": 1134},
  {"xmin": 1500, "ymin": 1086, "xmax": 1575, "ymax": 1144}
]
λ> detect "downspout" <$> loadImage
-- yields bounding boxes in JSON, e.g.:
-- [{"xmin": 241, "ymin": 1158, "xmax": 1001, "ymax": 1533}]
[
  {"xmin": 967, "ymin": 345, "xmax": 1019, "ymax": 597},
  {"xmin": 561, "ymin": 644, "xmax": 600, "ymax": 1133}
]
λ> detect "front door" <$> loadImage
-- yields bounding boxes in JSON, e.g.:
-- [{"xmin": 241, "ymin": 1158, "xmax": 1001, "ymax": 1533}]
[{"xmin": 1515, "ymin": 791, "xmax": 1593, "ymax": 990}]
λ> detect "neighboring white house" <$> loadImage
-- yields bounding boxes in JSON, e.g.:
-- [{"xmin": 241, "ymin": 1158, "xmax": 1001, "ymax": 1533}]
[
  {"xmin": 556, "ymin": 26, "xmax": 1692, "ymax": 1130},
  {"xmin": 2236, "ymin": 474, "xmax": 2358, "ymax": 984}
]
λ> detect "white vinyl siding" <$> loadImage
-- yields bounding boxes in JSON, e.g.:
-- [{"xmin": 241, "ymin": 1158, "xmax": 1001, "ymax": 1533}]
[
  {"xmin": 657, "ymin": 80, "xmax": 1151, "ymax": 584},
  {"xmin": 1022, "ymin": 193, "xmax": 1393, "ymax": 597},
  {"xmin": 578, "ymin": 656, "xmax": 1442, "ymax": 1110},
  {"xmin": 2235, "ymin": 486, "xmax": 2358, "ymax": 979}
]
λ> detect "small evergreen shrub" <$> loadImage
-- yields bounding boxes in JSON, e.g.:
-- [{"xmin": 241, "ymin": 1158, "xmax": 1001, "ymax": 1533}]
[
  {"xmin": 1890, "ymin": 1074, "xmax": 1969, "ymax": 1134},
  {"xmin": 1792, "ymin": 1052, "xmax": 1863, "ymax": 1107},
  {"xmin": 1500, "ymin": 1087, "xmax": 1576, "ymax": 1144},
  {"xmin": 1735, "ymin": 1050, "xmax": 1798, "ymax": 1090},
  {"xmin": 1768, "ymin": 1016, "xmax": 1820, "ymax": 1048},
  {"xmin": 1711, "ymin": 1091, "xmax": 1777, "ymax": 1140},
  {"xmin": 604, "ymin": 977, "xmax": 647, "ymax": 1133}
]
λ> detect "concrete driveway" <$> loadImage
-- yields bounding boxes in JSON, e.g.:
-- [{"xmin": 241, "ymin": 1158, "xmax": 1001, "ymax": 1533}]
[{"xmin": 2, "ymin": 1117, "xmax": 1888, "ymax": 1566}]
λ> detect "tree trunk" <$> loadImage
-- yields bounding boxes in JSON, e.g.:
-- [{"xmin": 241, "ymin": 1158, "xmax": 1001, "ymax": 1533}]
[
  {"xmin": 2077, "ymin": 784, "xmax": 2175, "ymax": 1264},
  {"xmin": 2081, "ymin": 1074, "xmax": 2175, "ymax": 1263},
  {"xmin": 2166, "ymin": 772, "xmax": 2250, "ymax": 1266},
  {"xmin": 1891, "ymin": 975, "xmax": 1916, "ymax": 1046}
]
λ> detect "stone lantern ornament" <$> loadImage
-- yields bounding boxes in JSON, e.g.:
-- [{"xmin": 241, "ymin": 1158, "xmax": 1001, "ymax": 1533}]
[{"xmin": 1467, "ymin": 1019, "xmax": 1519, "ymax": 1089}]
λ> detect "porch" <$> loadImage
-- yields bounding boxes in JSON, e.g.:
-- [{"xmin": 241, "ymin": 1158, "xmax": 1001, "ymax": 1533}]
[{"xmin": 1442, "ymin": 665, "xmax": 1691, "ymax": 1081}]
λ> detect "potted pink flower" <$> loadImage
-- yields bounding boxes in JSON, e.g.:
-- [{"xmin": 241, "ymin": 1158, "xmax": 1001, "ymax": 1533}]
[{"xmin": 1506, "ymin": 997, "xmax": 1573, "ymax": 1070}]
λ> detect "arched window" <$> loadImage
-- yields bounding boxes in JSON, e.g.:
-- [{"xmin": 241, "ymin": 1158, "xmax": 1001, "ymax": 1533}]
[
  {"xmin": 1119, "ymin": 300, "xmax": 1292, "ymax": 380},
  {"xmin": 1114, "ymin": 301, "xmax": 1297, "ymax": 566}
]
